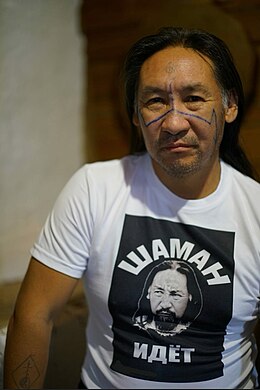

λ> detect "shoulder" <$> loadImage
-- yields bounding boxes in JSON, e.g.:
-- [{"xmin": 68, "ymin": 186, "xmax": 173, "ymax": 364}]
[
  {"xmin": 79, "ymin": 153, "xmax": 147, "ymax": 188},
  {"xmin": 56, "ymin": 153, "xmax": 147, "ymax": 207},
  {"xmin": 83, "ymin": 153, "xmax": 144, "ymax": 175},
  {"xmin": 53, "ymin": 154, "xmax": 146, "ymax": 207},
  {"xmin": 224, "ymin": 162, "xmax": 260, "ymax": 192},
  {"xmin": 223, "ymin": 161, "xmax": 260, "ymax": 213}
]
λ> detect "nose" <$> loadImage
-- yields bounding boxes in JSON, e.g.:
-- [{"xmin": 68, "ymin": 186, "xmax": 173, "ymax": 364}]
[
  {"xmin": 161, "ymin": 108, "xmax": 190, "ymax": 135},
  {"xmin": 160, "ymin": 295, "xmax": 172, "ymax": 309}
]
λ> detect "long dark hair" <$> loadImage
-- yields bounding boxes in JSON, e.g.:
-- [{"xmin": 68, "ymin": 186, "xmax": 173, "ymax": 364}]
[{"xmin": 122, "ymin": 26, "xmax": 256, "ymax": 179}]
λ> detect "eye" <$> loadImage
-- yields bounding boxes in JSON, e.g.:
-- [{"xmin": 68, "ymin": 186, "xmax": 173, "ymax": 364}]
[
  {"xmin": 148, "ymin": 97, "xmax": 164, "ymax": 104},
  {"xmin": 185, "ymin": 95, "xmax": 205, "ymax": 111},
  {"xmin": 185, "ymin": 95, "xmax": 204, "ymax": 103},
  {"xmin": 153, "ymin": 288, "xmax": 164, "ymax": 297},
  {"xmin": 144, "ymin": 97, "xmax": 166, "ymax": 111}
]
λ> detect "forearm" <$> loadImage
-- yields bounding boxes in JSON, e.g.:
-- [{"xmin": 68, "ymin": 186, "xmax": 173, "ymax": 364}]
[
  {"xmin": 3, "ymin": 258, "xmax": 79, "ymax": 389},
  {"xmin": 255, "ymin": 320, "xmax": 260, "ymax": 383},
  {"xmin": 4, "ymin": 313, "xmax": 53, "ymax": 389}
]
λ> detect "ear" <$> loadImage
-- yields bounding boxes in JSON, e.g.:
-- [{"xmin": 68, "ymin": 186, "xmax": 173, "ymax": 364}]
[{"xmin": 225, "ymin": 90, "xmax": 238, "ymax": 123}]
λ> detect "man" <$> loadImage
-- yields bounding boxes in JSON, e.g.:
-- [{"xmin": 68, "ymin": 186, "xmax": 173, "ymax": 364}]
[
  {"xmin": 4, "ymin": 27, "xmax": 260, "ymax": 389},
  {"xmin": 133, "ymin": 260, "xmax": 203, "ymax": 336}
]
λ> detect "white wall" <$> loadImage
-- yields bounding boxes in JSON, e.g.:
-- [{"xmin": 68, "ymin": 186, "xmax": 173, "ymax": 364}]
[{"xmin": 0, "ymin": 0, "xmax": 86, "ymax": 283}]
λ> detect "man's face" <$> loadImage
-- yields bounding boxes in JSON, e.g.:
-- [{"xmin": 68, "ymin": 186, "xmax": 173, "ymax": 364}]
[
  {"xmin": 134, "ymin": 46, "xmax": 236, "ymax": 182},
  {"xmin": 148, "ymin": 268, "xmax": 191, "ymax": 325}
]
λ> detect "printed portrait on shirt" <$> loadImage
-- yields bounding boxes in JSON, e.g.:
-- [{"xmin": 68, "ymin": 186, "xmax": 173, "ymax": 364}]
[
  {"xmin": 133, "ymin": 259, "xmax": 203, "ymax": 337},
  {"xmin": 108, "ymin": 215, "xmax": 235, "ymax": 382}
]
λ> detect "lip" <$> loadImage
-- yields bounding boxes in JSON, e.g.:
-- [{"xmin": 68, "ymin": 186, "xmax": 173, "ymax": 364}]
[{"xmin": 161, "ymin": 143, "xmax": 194, "ymax": 152}]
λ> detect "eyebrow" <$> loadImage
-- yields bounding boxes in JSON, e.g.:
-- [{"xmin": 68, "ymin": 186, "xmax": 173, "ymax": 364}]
[
  {"xmin": 139, "ymin": 86, "xmax": 167, "ymax": 97},
  {"xmin": 139, "ymin": 83, "xmax": 212, "ymax": 98},
  {"xmin": 181, "ymin": 83, "xmax": 212, "ymax": 97}
]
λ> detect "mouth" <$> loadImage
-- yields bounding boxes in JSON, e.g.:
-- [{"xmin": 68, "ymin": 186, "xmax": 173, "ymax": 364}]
[
  {"xmin": 158, "ymin": 313, "xmax": 171, "ymax": 321},
  {"xmin": 155, "ymin": 311, "xmax": 179, "ymax": 331},
  {"xmin": 156, "ymin": 310, "xmax": 176, "ymax": 321},
  {"xmin": 161, "ymin": 143, "xmax": 195, "ymax": 152}
]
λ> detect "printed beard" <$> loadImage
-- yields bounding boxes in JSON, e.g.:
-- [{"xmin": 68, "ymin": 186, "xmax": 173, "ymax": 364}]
[{"xmin": 154, "ymin": 310, "xmax": 180, "ymax": 332}]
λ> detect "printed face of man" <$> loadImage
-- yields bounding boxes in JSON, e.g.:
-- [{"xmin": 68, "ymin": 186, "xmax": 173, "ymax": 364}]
[
  {"xmin": 133, "ymin": 46, "xmax": 237, "ymax": 182},
  {"xmin": 147, "ymin": 268, "xmax": 191, "ymax": 329}
]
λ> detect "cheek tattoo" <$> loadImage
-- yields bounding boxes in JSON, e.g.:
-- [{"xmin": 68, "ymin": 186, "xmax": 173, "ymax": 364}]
[{"xmin": 139, "ymin": 82, "xmax": 218, "ymax": 132}]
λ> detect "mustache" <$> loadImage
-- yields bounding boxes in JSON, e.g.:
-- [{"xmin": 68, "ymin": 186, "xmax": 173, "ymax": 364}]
[
  {"xmin": 155, "ymin": 309, "xmax": 177, "ymax": 321},
  {"xmin": 156, "ymin": 133, "xmax": 199, "ymax": 148},
  {"xmin": 154, "ymin": 310, "xmax": 180, "ymax": 331}
]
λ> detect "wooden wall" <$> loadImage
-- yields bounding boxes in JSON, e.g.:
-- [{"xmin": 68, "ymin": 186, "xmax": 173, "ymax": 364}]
[
  {"xmin": 80, "ymin": 0, "xmax": 260, "ymax": 178},
  {"xmin": 214, "ymin": 0, "xmax": 260, "ymax": 178}
]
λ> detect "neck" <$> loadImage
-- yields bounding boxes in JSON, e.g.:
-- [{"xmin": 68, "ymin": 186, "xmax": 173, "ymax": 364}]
[{"xmin": 152, "ymin": 159, "xmax": 221, "ymax": 200}]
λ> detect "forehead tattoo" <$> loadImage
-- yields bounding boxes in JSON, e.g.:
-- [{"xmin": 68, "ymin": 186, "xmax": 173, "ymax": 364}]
[{"xmin": 165, "ymin": 61, "xmax": 176, "ymax": 74}]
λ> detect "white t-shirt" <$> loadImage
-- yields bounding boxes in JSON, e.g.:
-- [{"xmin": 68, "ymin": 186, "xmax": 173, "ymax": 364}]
[{"xmin": 31, "ymin": 153, "xmax": 260, "ymax": 389}]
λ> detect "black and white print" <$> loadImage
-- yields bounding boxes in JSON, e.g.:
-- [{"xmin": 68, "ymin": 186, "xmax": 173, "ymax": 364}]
[{"xmin": 108, "ymin": 215, "xmax": 235, "ymax": 382}]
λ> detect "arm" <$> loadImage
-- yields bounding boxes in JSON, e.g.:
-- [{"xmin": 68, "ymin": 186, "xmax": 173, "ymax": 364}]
[
  {"xmin": 255, "ymin": 320, "xmax": 260, "ymax": 379},
  {"xmin": 3, "ymin": 257, "xmax": 79, "ymax": 389}
]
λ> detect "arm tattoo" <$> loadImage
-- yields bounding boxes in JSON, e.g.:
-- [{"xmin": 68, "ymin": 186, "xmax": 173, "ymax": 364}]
[{"xmin": 12, "ymin": 355, "xmax": 40, "ymax": 389}]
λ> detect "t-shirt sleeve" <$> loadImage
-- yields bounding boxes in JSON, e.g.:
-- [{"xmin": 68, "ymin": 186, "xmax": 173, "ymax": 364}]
[{"xmin": 31, "ymin": 165, "xmax": 94, "ymax": 278}]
